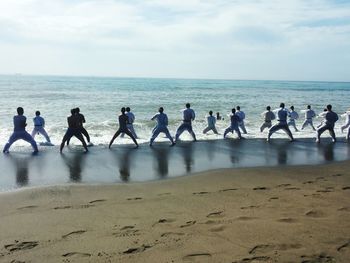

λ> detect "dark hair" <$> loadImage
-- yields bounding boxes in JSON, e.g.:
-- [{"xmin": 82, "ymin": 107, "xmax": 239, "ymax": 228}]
[
  {"xmin": 159, "ymin": 107, "xmax": 164, "ymax": 113},
  {"xmin": 209, "ymin": 110, "xmax": 213, "ymax": 115},
  {"xmin": 267, "ymin": 106, "xmax": 271, "ymax": 111},
  {"xmin": 121, "ymin": 107, "xmax": 126, "ymax": 113},
  {"xmin": 35, "ymin": 111, "xmax": 40, "ymax": 116},
  {"xmin": 280, "ymin": 103, "xmax": 285, "ymax": 108},
  {"xmin": 326, "ymin": 104, "xmax": 332, "ymax": 110},
  {"xmin": 126, "ymin": 107, "xmax": 130, "ymax": 112},
  {"xmin": 17, "ymin": 107, "xmax": 24, "ymax": 115},
  {"xmin": 71, "ymin": 108, "xmax": 76, "ymax": 115},
  {"xmin": 236, "ymin": 106, "xmax": 240, "ymax": 110},
  {"xmin": 231, "ymin": 108, "xmax": 236, "ymax": 113},
  {"xmin": 307, "ymin": 105, "xmax": 311, "ymax": 109},
  {"xmin": 76, "ymin": 107, "xmax": 80, "ymax": 113},
  {"xmin": 290, "ymin": 106, "xmax": 294, "ymax": 110},
  {"xmin": 186, "ymin": 103, "xmax": 190, "ymax": 108}
]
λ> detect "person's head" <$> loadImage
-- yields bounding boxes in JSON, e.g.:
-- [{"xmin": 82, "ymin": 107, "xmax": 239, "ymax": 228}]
[
  {"xmin": 186, "ymin": 103, "xmax": 190, "ymax": 108},
  {"xmin": 126, "ymin": 107, "xmax": 130, "ymax": 112},
  {"xmin": 324, "ymin": 108, "xmax": 327, "ymax": 112},
  {"xmin": 121, "ymin": 107, "xmax": 126, "ymax": 114},
  {"xmin": 216, "ymin": 112, "xmax": 220, "ymax": 116},
  {"xmin": 35, "ymin": 111, "xmax": 40, "ymax": 116},
  {"xmin": 209, "ymin": 110, "xmax": 213, "ymax": 116},
  {"xmin": 290, "ymin": 106, "xmax": 294, "ymax": 111},
  {"xmin": 70, "ymin": 108, "xmax": 76, "ymax": 115},
  {"xmin": 17, "ymin": 107, "xmax": 24, "ymax": 115},
  {"xmin": 326, "ymin": 104, "xmax": 332, "ymax": 111},
  {"xmin": 280, "ymin": 103, "xmax": 285, "ymax": 108},
  {"xmin": 307, "ymin": 105, "xmax": 311, "ymax": 109},
  {"xmin": 236, "ymin": 106, "xmax": 241, "ymax": 111},
  {"xmin": 266, "ymin": 106, "xmax": 271, "ymax": 111},
  {"xmin": 231, "ymin": 108, "xmax": 236, "ymax": 114},
  {"xmin": 159, "ymin": 107, "xmax": 164, "ymax": 113},
  {"xmin": 75, "ymin": 107, "xmax": 80, "ymax": 113}
]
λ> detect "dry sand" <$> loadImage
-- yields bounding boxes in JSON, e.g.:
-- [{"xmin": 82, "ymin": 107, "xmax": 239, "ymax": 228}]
[{"xmin": 0, "ymin": 161, "xmax": 350, "ymax": 262}]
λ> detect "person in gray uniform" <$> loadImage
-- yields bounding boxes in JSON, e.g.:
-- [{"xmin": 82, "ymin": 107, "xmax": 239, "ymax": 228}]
[
  {"xmin": 288, "ymin": 106, "xmax": 299, "ymax": 132},
  {"xmin": 121, "ymin": 107, "xmax": 138, "ymax": 139},
  {"xmin": 109, "ymin": 107, "xmax": 138, "ymax": 148},
  {"xmin": 301, "ymin": 105, "xmax": 316, "ymax": 131},
  {"xmin": 267, "ymin": 103, "xmax": 294, "ymax": 142},
  {"xmin": 316, "ymin": 104, "xmax": 338, "ymax": 143},
  {"xmin": 203, "ymin": 110, "xmax": 218, "ymax": 134},
  {"xmin": 223, "ymin": 108, "xmax": 242, "ymax": 139},
  {"xmin": 236, "ymin": 106, "xmax": 247, "ymax": 134},
  {"xmin": 150, "ymin": 107, "xmax": 175, "ymax": 146},
  {"xmin": 175, "ymin": 103, "xmax": 197, "ymax": 142},
  {"xmin": 31, "ymin": 111, "xmax": 52, "ymax": 145},
  {"xmin": 3, "ymin": 107, "xmax": 39, "ymax": 154},
  {"xmin": 260, "ymin": 106, "xmax": 275, "ymax": 132}
]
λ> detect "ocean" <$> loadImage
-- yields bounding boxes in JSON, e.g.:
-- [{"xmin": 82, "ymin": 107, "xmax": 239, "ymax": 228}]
[{"xmin": 0, "ymin": 75, "xmax": 349, "ymax": 147}]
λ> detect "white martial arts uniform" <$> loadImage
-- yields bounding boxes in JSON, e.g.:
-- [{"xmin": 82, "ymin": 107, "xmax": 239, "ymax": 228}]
[
  {"xmin": 288, "ymin": 110, "xmax": 299, "ymax": 132},
  {"xmin": 236, "ymin": 110, "xmax": 247, "ymax": 134},
  {"xmin": 31, "ymin": 116, "xmax": 51, "ymax": 143},
  {"xmin": 341, "ymin": 111, "xmax": 350, "ymax": 140},
  {"xmin": 267, "ymin": 108, "xmax": 294, "ymax": 141},
  {"xmin": 260, "ymin": 111, "xmax": 275, "ymax": 132},
  {"xmin": 121, "ymin": 111, "xmax": 138, "ymax": 139},
  {"xmin": 203, "ymin": 115, "xmax": 218, "ymax": 134},
  {"xmin": 150, "ymin": 112, "xmax": 174, "ymax": 145},
  {"xmin": 175, "ymin": 108, "xmax": 196, "ymax": 141},
  {"xmin": 301, "ymin": 109, "xmax": 316, "ymax": 130}
]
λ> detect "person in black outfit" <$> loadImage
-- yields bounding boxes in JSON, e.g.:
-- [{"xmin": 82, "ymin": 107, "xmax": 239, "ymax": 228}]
[{"xmin": 109, "ymin": 107, "xmax": 138, "ymax": 148}]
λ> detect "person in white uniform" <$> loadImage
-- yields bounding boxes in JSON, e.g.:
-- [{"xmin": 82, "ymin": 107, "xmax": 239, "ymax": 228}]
[
  {"xmin": 267, "ymin": 103, "xmax": 294, "ymax": 142},
  {"xmin": 316, "ymin": 104, "xmax": 338, "ymax": 143},
  {"xmin": 317, "ymin": 108, "xmax": 328, "ymax": 129},
  {"xmin": 260, "ymin": 106, "xmax": 275, "ymax": 132},
  {"xmin": 121, "ymin": 107, "xmax": 138, "ymax": 139},
  {"xmin": 301, "ymin": 105, "xmax": 316, "ymax": 131},
  {"xmin": 236, "ymin": 106, "xmax": 247, "ymax": 134},
  {"xmin": 31, "ymin": 111, "xmax": 52, "ymax": 145},
  {"xmin": 287, "ymin": 106, "xmax": 299, "ymax": 132},
  {"xmin": 203, "ymin": 111, "xmax": 218, "ymax": 134},
  {"xmin": 150, "ymin": 107, "xmax": 175, "ymax": 146},
  {"xmin": 175, "ymin": 103, "xmax": 197, "ymax": 142},
  {"xmin": 340, "ymin": 109, "xmax": 350, "ymax": 140},
  {"xmin": 3, "ymin": 107, "xmax": 38, "ymax": 154},
  {"xmin": 223, "ymin": 108, "xmax": 242, "ymax": 139}
]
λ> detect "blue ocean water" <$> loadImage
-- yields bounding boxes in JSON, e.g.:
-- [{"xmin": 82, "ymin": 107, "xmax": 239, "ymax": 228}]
[{"xmin": 0, "ymin": 75, "xmax": 349, "ymax": 147}]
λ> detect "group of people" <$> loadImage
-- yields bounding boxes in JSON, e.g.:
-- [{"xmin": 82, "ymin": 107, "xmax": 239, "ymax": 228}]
[{"xmin": 2, "ymin": 103, "xmax": 350, "ymax": 154}]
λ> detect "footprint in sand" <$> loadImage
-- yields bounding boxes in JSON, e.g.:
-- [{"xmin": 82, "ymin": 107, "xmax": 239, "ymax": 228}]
[
  {"xmin": 210, "ymin": 225, "xmax": 225, "ymax": 232},
  {"xmin": 152, "ymin": 218, "xmax": 176, "ymax": 227},
  {"xmin": 276, "ymin": 184, "xmax": 291, "ymax": 188},
  {"xmin": 232, "ymin": 256, "xmax": 271, "ymax": 263},
  {"xmin": 241, "ymin": 205, "xmax": 260, "ymax": 210},
  {"xmin": 161, "ymin": 232, "xmax": 185, "ymax": 237},
  {"xmin": 284, "ymin": 187, "xmax": 301, "ymax": 190},
  {"xmin": 5, "ymin": 241, "xmax": 39, "ymax": 252},
  {"xmin": 183, "ymin": 253, "xmax": 212, "ymax": 261},
  {"xmin": 206, "ymin": 211, "xmax": 224, "ymax": 218},
  {"xmin": 303, "ymin": 181, "xmax": 315, "ymax": 184},
  {"xmin": 122, "ymin": 244, "xmax": 152, "ymax": 254},
  {"xmin": 114, "ymin": 226, "xmax": 140, "ymax": 237},
  {"xmin": 62, "ymin": 230, "xmax": 86, "ymax": 239},
  {"xmin": 253, "ymin": 187, "xmax": 269, "ymax": 190},
  {"xmin": 17, "ymin": 205, "xmax": 38, "ymax": 210},
  {"xmin": 338, "ymin": 207, "xmax": 350, "ymax": 212},
  {"xmin": 158, "ymin": 193, "xmax": 171, "ymax": 196},
  {"xmin": 89, "ymin": 199, "xmax": 106, "ymax": 204},
  {"xmin": 332, "ymin": 173, "xmax": 343, "ymax": 177},
  {"xmin": 180, "ymin": 221, "xmax": 196, "ymax": 228},
  {"xmin": 269, "ymin": 197, "xmax": 279, "ymax": 201},
  {"xmin": 53, "ymin": 204, "xmax": 94, "ymax": 210},
  {"xmin": 192, "ymin": 191, "xmax": 210, "ymax": 195},
  {"xmin": 249, "ymin": 243, "xmax": 302, "ymax": 254},
  {"xmin": 62, "ymin": 252, "xmax": 91, "ymax": 258},
  {"xmin": 126, "ymin": 197, "xmax": 143, "ymax": 200},
  {"xmin": 337, "ymin": 241, "xmax": 350, "ymax": 252},
  {"xmin": 277, "ymin": 218, "xmax": 298, "ymax": 223},
  {"xmin": 236, "ymin": 216, "xmax": 258, "ymax": 221},
  {"xmin": 300, "ymin": 253, "xmax": 335, "ymax": 262},
  {"xmin": 342, "ymin": 186, "xmax": 350, "ymax": 190},
  {"xmin": 218, "ymin": 188, "xmax": 238, "ymax": 192},
  {"xmin": 305, "ymin": 210, "xmax": 326, "ymax": 218}
]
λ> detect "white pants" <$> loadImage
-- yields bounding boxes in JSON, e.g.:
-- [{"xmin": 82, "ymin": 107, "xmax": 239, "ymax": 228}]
[
  {"xmin": 31, "ymin": 126, "xmax": 51, "ymax": 142},
  {"xmin": 302, "ymin": 119, "xmax": 315, "ymax": 130}
]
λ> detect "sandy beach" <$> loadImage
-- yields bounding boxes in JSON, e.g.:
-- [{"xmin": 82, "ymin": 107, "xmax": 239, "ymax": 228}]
[{"xmin": 0, "ymin": 160, "xmax": 350, "ymax": 262}]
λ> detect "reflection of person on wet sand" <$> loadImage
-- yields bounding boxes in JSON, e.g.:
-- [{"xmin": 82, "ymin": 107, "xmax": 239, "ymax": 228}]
[
  {"xmin": 317, "ymin": 143, "xmax": 334, "ymax": 162},
  {"xmin": 8, "ymin": 155, "xmax": 30, "ymax": 187},
  {"xmin": 61, "ymin": 153, "xmax": 85, "ymax": 182},
  {"xmin": 151, "ymin": 147, "xmax": 169, "ymax": 178},
  {"xmin": 118, "ymin": 149, "xmax": 133, "ymax": 182},
  {"xmin": 181, "ymin": 143, "xmax": 194, "ymax": 173}
]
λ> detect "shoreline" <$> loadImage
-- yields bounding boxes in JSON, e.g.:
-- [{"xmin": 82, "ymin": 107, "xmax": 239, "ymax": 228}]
[{"xmin": 0, "ymin": 161, "xmax": 350, "ymax": 262}]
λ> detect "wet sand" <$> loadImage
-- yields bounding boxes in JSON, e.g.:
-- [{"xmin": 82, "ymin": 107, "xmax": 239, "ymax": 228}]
[
  {"xmin": 0, "ymin": 160, "xmax": 350, "ymax": 262},
  {"xmin": 0, "ymin": 138, "xmax": 350, "ymax": 191}
]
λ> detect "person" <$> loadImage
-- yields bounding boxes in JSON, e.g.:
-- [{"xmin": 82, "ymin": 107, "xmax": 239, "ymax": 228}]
[
  {"xmin": 267, "ymin": 103, "xmax": 294, "ymax": 142},
  {"xmin": 316, "ymin": 104, "xmax": 338, "ymax": 143},
  {"xmin": 216, "ymin": 112, "xmax": 223, "ymax": 120},
  {"xmin": 203, "ymin": 111, "xmax": 218, "ymax": 134},
  {"xmin": 223, "ymin": 108, "xmax": 242, "ymax": 139},
  {"xmin": 67, "ymin": 107, "xmax": 92, "ymax": 146},
  {"xmin": 287, "ymin": 106, "xmax": 299, "ymax": 132},
  {"xmin": 340, "ymin": 109, "xmax": 350, "ymax": 139},
  {"xmin": 175, "ymin": 103, "xmax": 197, "ymax": 142},
  {"xmin": 149, "ymin": 107, "xmax": 175, "ymax": 146},
  {"xmin": 31, "ymin": 111, "xmax": 53, "ymax": 145},
  {"xmin": 301, "ymin": 105, "xmax": 316, "ymax": 131},
  {"xmin": 260, "ymin": 106, "xmax": 275, "ymax": 132},
  {"xmin": 317, "ymin": 108, "xmax": 328, "ymax": 129},
  {"xmin": 121, "ymin": 107, "xmax": 138, "ymax": 139},
  {"xmin": 3, "ymin": 107, "xmax": 39, "ymax": 154},
  {"xmin": 236, "ymin": 106, "xmax": 247, "ymax": 134},
  {"xmin": 109, "ymin": 107, "xmax": 139, "ymax": 148},
  {"xmin": 60, "ymin": 109, "xmax": 88, "ymax": 153}
]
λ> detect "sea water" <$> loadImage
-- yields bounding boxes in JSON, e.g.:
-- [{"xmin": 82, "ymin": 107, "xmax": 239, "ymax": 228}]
[{"xmin": 0, "ymin": 75, "xmax": 349, "ymax": 147}]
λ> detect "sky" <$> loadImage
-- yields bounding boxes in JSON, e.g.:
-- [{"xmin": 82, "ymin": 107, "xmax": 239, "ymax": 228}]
[{"xmin": 0, "ymin": 0, "xmax": 349, "ymax": 81}]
